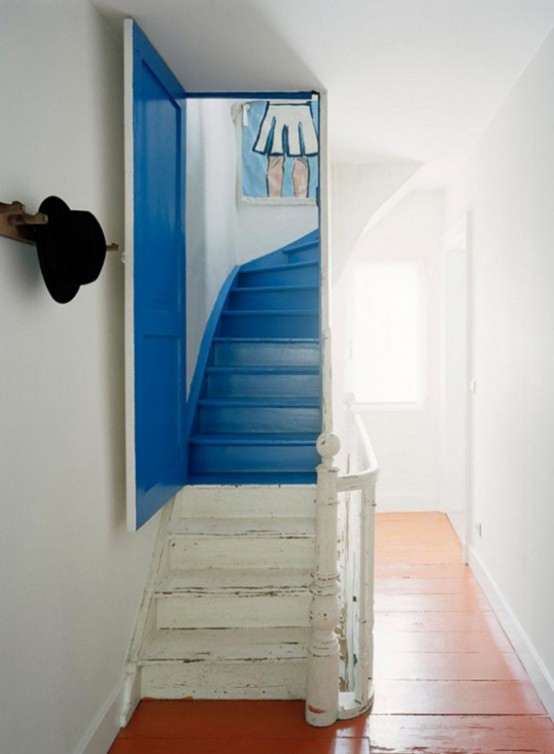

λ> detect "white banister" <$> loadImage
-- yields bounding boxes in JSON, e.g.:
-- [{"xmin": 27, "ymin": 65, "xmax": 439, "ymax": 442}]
[
  {"xmin": 306, "ymin": 432, "xmax": 341, "ymax": 726},
  {"xmin": 306, "ymin": 413, "xmax": 379, "ymax": 726},
  {"xmin": 308, "ymin": 90, "xmax": 379, "ymax": 726},
  {"xmin": 337, "ymin": 413, "xmax": 379, "ymax": 720},
  {"xmin": 318, "ymin": 92, "xmax": 333, "ymax": 436}
]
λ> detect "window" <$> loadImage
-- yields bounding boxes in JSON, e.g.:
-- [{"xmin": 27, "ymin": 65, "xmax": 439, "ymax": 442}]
[{"xmin": 351, "ymin": 262, "xmax": 426, "ymax": 405}]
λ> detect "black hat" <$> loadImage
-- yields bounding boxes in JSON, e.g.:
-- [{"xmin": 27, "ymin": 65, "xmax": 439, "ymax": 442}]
[{"xmin": 34, "ymin": 196, "xmax": 107, "ymax": 304}]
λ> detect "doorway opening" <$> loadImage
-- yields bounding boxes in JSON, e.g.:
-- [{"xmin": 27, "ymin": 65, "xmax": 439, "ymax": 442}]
[{"xmin": 335, "ymin": 191, "xmax": 469, "ymax": 556}]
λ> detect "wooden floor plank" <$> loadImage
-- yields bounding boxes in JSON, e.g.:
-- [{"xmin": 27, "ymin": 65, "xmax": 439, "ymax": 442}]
[
  {"xmin": 228, "ymin": 738, "xmax": 371, "ymax": 753},
  {"xmin": 375, "ymin": 576, "xmax": 482, "ymax": 595},
  {"xmin": 366, "ymin": 714, "xmax": 554, "ymax": 754},
  {"xmin": 110, "ymin": 739, "xmax": 231, "ymax": 754},
  {"xmin": 371, "ymin": 679, "xmax": 547, "ymax": 715},
  {"xmin": 375, "ymin": 562, "xmax": 471, "ymax": 578},
  {"xmin": 373, "ymin": 650, "xmax": 528, "ymax": 680},
  {"xmin": 375, "ymin": 609, "xmax": 507, "ymax": 633},
  {"xmin": 117, "ymin": 700, "xmax": 340, "ymax": 740},
  {"xmin": 111, "ymin": 735, "xmax": 370, "ymax": 753},
  {"xmin": 374, "ymin": 629, "xmax": 514, "ymax": 653},
  {"xmin": 375, "ymin": 591, "xmax": 492, "ymax": 612}
]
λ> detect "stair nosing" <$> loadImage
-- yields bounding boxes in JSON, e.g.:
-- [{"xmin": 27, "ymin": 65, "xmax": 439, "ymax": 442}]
[
  {"xmin": 198, "ymin": 397, "xmax": 320, "ymax": 408},
  {"xmin": 213, "ymin": 337, "xmax": 319, "ymax": 343},
  {"xmin": 186, "ymin": 474, "xmax": 317, "ymax": 485},
  {"xmin": 239, "ymin": 260, "xmax": 319, "ymax": 274},
  {"xmin": 190, "ymin": 432, "xmax": 318, "ymax": 446},
  {"xmin": 154, "ymin": 568, "xmax": 312, "ymax": 595},
  {"xmin": 205, "ymin": 365, "xmax": 319, "ymax": 374},
  {"xmin": 230, "ymin": 284, "xmax": 319, "ymax": 294},
  {"xmin": 221, "ymin": 309, "xmax": 318, "ymax": 316},
  {"xmin": 168, "ymin": 515, "xmax": 315, "ymax": 535}
]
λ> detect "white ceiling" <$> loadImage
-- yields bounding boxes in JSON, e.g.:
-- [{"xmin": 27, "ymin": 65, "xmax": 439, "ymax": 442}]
[{"xmin": 95, "ymin": 0, "xmax": 554, "ymax": 178}]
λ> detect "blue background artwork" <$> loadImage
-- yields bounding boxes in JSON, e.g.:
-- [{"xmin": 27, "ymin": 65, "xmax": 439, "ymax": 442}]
[{"xmin": 242, "ymin": 100, "xmax": 319, "ymax": 201}]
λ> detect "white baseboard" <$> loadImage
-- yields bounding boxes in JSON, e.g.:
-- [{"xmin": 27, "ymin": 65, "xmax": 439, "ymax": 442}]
[
  {"xmin": 376, "ymin": 493, "xmax": 439, "ymax": 512},
  {"xmin": 74, "ymin": 677, "xmax": 126, "ymax": 754},
  {"xmin": 468, "ymin": 544, "xmax": 554, "ymax": 720},
  {"xmin": 445, "ymin": 510, "xmax": 465, "ymax": 545}
]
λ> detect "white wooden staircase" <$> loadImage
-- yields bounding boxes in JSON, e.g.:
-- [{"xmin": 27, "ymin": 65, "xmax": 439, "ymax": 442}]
[{"xmin": 134, "ymin": 485, "xmax": 317, "ymax": 701}]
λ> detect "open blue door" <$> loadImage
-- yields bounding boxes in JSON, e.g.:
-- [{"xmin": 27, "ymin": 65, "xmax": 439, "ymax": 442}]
[{"xmin": 124, "ymin": 20, "xmax": 187, "ymax": 530}]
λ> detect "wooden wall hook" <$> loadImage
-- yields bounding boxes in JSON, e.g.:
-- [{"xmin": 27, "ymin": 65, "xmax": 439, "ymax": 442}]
[
  {"xmin": 0, "ymin": 200, "xmax": 119, "ymax": 251},
  {"xmin": 0, "ymin": 201, "xmax": 46, "ymax": 246}
]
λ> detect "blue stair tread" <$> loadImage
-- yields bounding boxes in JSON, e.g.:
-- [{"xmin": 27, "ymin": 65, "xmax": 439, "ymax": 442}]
[
  {"xmin": 205, "ymin": 365, "xmax": 318, "ymax": 374},
  {"xmin": 188, "ymin": 472, "xmax": 317, "ymax": 485},
  {"xmin": 222, "ymin": 309, "xmax": 317, "ymax": 316},
  {"xmin": 240, "ymin": 260, "xmax": 319, "ymax": 274},
  {"xmin": 231, "ymin": 284, "xmax": 318, "ymax": 293},
  {"xmin": 191, "ymin": 433, "xmax": 317, "ymax": 446},
  {"xmin": 213, "ymin": 337, "xmax": 319, "ymax": 343},
  {"xmin": 199, "ymin": 397, "xmax": 320, "ymax": 408}
]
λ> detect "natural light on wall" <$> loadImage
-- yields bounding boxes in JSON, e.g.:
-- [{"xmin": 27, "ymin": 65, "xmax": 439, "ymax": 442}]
[{"xmin": 351, "ymin": 262, "xmax": 425, "ymax": 404}]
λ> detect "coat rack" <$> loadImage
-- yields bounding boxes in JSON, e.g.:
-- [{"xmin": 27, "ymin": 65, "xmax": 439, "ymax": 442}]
[{"xmin": 0, "ymin": 201, "xmax": 119, "ymax": 251}]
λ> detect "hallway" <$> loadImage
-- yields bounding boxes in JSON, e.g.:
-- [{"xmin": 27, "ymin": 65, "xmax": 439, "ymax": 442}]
[{"xmin": 110, "ymin": 512, "xmax": 554, "ymax": 753}]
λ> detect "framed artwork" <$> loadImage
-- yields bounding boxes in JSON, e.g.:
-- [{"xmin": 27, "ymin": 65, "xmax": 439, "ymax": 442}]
[{"xmin": 239, "ymin": 99, "xmax": 319, "ymax": 204}]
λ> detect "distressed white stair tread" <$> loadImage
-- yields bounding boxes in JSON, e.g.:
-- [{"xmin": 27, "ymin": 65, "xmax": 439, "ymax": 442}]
[
  {"xmin": 176, "ymin": 485, "xmax": 316, "ymax": 519},
  {"xmin": 141, "ymin": 627, "xmax": 309, "ymax": 662},
  {"xmin": 140, "ymin": 660, "xmax": 306, "ymax": 700},
  {"xmin": 168, "ymin": 516, "xmax": 315, "ymax": 537},
  {"xmin": 155, "ymin": 568, "xmax": 311, "ymax": 594}
]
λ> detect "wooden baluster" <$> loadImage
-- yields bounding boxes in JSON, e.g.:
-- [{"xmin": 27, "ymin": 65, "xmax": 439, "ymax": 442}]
[{"xmin": 306, "ymin": 432, "xmax": 341, "ymax": 727}]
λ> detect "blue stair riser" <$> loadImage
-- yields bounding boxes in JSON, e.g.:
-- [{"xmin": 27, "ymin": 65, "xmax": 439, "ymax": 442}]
[
  {"xmin": 237, "ymin": 263, "xmax": 319, "ymax": 288},
  {"xmin": 212, "ymin": 340, "xmax": 320, "ymax": 367},
  {"xmin": 220, "ymin": 312, "xmax": 318, "ymax": 338},
  {"xmin": 205, "ymin": 372, "xmax": 320, "ymax": 399},
  {"xmin": 190, "ymin": 443, "xmax": 320, "ymax": 473},
  {"xmin": 198, "ymin": 405, "xmax": 321, "ymax": 434},
  {"xmin": 188, "ymin": 471, "xmax": 317, "ymax": 485},
  {"xmin": 228, "ymin": 286, "xmax": 318, "ymax": 311}
]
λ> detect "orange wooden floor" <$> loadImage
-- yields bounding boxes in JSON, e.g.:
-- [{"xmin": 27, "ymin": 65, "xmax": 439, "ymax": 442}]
[{"xmin": 110, "ymin": 512, "xmax": 554, "ymax": 753}]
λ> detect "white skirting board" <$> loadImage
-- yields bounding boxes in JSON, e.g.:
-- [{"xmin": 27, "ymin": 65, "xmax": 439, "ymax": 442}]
[
  {"xmin": 375, "ymin": 493, "xmax": 439, "ymax": 512},
  {"xmin": 445, "ymin": 510, "xmax": 465, "ymax": 545},
  {"xmin": 468, "ymin": 544, "xmax": 554, "ymax": 720},
  {"xmin": 73, "ymin": 677, "xmax": 126, "ymax": 754}
]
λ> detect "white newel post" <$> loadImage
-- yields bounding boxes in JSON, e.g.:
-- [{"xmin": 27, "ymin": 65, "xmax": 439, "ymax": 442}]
[{"xmin": 306, "ymin": 432, "xmax": 341, "ymax": 727}]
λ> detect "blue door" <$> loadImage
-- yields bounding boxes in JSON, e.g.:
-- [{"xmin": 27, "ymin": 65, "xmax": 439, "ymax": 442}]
[{"xmin": 124, "ymin": 20, "xmax": 187, "ymax": 530}]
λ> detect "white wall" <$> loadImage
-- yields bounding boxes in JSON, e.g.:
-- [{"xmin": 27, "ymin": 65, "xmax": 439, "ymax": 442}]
[
  {"xmin": 439, "ymin": 217, "xmax": 469, "ymax": 543},
  {"xmin": 331, "ymin": 161, "xmax": 421, "ymax": 283},
  {"xmin": 237, "ymin": 200, "xmax": 318, "ymax": 265},
  {"xmin": 334, "ymin": 191, "xmax": 444, "ymax": 510},
  {"xmin": 467, "ymin": 27, "xmax": 554, "ymax": 714},
  {"xmin": 0, "ymin": 3, "xmax": 158, "ymax": 752},
  {"xmin": 186, "ymin": 98, "xmax": 239, "ymax": 388}
]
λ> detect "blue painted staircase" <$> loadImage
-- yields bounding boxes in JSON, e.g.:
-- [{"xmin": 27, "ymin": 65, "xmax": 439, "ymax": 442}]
[{"xmin": 187, "ymin": 230, "xmax": 321, "ymax": 485}]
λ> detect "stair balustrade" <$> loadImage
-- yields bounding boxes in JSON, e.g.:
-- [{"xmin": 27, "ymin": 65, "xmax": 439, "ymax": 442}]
[{"xmin": 306, "ymin": 410, "xmax": 379, "ymax": 726}]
